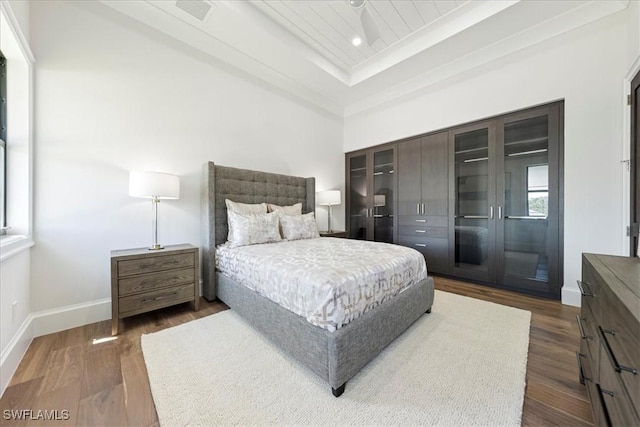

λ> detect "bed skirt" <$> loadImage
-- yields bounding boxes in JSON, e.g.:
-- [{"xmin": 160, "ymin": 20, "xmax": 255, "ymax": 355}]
[{"xmin": 217, "ymin": 272, "xmax": 435, "ymax": 392}]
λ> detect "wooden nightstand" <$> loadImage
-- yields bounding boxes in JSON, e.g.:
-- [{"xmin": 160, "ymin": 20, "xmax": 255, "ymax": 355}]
[
  {"xmin": 111, "ymin": 243, "xmax": 200, "ymax": 335},
  {"xmin": 319, "ymin": 231, "xmax": 348, "ymax": 238}
]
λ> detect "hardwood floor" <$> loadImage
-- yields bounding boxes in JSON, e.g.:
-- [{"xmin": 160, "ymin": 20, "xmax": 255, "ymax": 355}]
[{"xmin": 0, "ymin": 277, "xmax": 593, "ymax": 426}]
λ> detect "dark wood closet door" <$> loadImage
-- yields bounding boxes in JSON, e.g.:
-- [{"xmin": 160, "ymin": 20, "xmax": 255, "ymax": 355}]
[
  {"xmin": 449, "ymin": 120, "xmax": 498, "ymax": 283},
  {"xmin": 631, "ymin": 69, "xmax": 640, "ymax": 256},
  {"xmin": 397, "ymin": 138, "xmax": 422, "ymax": 217},
  {"xmin": 421, "ymin": 132, "xmax": 449, "ymax": 216},
  {"xmin": 496, "ymin": 103, "xmax": 562, "ymax": 298}
]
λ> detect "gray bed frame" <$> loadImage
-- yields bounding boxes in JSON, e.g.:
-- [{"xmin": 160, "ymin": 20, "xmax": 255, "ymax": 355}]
[{"xmin": 201, "ymin": 161, "xmax": 434, "ymax": 397}]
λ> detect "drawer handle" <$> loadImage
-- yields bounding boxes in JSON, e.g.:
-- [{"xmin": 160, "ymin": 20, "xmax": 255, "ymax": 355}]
[
  {"xmin": 599, "ymin": 327, "xmax": 638, "ymax": 375},
  {"xmin": 575, "ymin": 316, "xmax": 592, "ymax": 340},
  {"xmin": 600, "ymin": 387, "xmax": 615, "ymax": 397},
  {"xmin": 415, "ymin": 230, "xmax": 426, "ymax": 233},
  {"xmin": 415, "ymin": 244, "xmax": 426, "ymax": 247},
  {"xmin": 576, "ymin": 280, "xmax": 593, "ymax": 297},
  {"xmin": 576, "ymin": 352, "xmax": 592, "ymax": 383},
  {"xmin": 415, "ymin": 219, "xmax": 426, "ymax": 223},
  {"xmin": 142, "ymin": 292, "xmax": 178, "ymax": 303}
]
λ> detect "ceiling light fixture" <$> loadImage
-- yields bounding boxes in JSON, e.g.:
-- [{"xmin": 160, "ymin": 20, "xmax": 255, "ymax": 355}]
[
  {"xmin": 352, "ymin": 36, "xmax": 362, "ymax": 47},
  {"xmin": 349, "ymin": 0, "xmax": 380, "ymax": 46}
]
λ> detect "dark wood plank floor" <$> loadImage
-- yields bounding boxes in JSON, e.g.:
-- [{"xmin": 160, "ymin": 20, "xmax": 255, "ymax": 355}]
[{"xmin": 0, "ymin": 277, "xmax": 593, "ymax": 426}]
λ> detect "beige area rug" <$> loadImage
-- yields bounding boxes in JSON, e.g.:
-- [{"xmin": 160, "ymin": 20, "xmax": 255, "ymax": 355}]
[{"xmin": 141, "ymin": 290, "xmax": 531, "ymax": 426}]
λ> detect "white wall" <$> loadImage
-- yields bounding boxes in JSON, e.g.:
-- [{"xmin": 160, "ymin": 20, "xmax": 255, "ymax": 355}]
[
  {"xmin": 29, "ymin": 1, "xmax": 344, "ymax": 317},
  {"xmin": 344, "ymin": 9, "xmax": 631, "ymax": 305}
]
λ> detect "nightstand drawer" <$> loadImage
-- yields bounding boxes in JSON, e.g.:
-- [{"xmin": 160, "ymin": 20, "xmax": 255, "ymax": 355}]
[
  {"xmin": 118, "ymin": 253, "xmax": 194, "ymax": 277},
  {"xmin": 119, "ymin": 268, "xmax": 196, "ymax": 297},
  {"xmin": 119, "ymin": 283, "xmax": 195, "ymax": 317}
]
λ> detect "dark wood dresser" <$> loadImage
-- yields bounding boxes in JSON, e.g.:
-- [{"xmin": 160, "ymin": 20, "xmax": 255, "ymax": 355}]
[
  {"xmin": 577, "ymin": 253, "xmax": 639, "ymax": 426},
  {"xmin": 111, "ymin": 244, "xmax": 200, "ymax": 335}
]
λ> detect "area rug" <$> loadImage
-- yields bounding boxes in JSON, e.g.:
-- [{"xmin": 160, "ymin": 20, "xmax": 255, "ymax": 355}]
[{"xmin": 141, "ymin": 290, "xmax": 531, "ymax": 426}]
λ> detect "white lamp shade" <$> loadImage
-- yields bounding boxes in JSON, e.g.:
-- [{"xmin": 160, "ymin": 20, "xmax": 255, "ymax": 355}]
[
  {"xmin": 129, "ymin": 171, "xmax": 180, "ymax": 199},
  {"xmin": 317, "ymin": 190, "xmax": 341, "ymax": 206},
  {"xmin": 374, "ymin": 194, "xmax": 386, "ymax": 207}
]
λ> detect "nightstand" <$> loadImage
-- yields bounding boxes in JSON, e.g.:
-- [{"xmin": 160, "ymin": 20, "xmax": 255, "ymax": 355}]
[
  {"xmin": 110, "ymin": 243, "xmax": 200, "ymax": 335},
  {"xmin": 319, "ymin": 230, "xmax": 348, "ymax": 238}
]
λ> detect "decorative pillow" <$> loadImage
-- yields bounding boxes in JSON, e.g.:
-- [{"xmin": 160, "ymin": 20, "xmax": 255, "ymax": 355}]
[
  {"xmin": 267, "ymin": 202, "xmax": 302, "ymax": 216},
  {"xmin": 225, "ymin": 199, "xmax": 268, "ymax": 215},
  {"xmin": 279, "ymin": 212, "xmax": 320, "ymax": 241},
  {"xmin": 226, "ymin": 211, "xmax": 282, "ymax": 248}
]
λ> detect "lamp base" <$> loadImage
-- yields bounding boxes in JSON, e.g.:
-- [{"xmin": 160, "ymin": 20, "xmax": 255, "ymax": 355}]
[{"xmin": 148, "ymin": 244, "xmax": 164, "ymax": 250}]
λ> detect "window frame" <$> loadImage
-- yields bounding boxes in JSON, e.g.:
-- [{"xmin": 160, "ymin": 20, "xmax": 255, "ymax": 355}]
[{"xmin": 0, "ymin": 50, "xmax": 6, "ymax": 235}]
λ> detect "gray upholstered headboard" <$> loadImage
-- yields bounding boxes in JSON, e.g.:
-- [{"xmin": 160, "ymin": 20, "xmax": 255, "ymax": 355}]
[{"xmin": 201, "ymin": 161, "xmax": 315, "ymax": 301}]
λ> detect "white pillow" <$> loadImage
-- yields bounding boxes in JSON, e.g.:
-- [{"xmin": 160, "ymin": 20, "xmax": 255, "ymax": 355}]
[
  {"xmin": 279, "ymin": 212, "xmax": 320, "ymax": 241},
  {"xmin": 225, "ymin": 199, "xmax": 268, "ymax": 215},
  {"xmin": 267, "ymin": 202, "xmax": 302, "ymax": 216},
  {"xmin": 226, "ymin": 211, "xmax": 282, "ymax": 248}
]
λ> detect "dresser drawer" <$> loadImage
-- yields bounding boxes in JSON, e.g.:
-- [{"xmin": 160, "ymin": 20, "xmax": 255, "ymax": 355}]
[
  {"xmin": 117, "ymin": 253, "xmax": 195, "ymax": 277},
  {"xmin": 398, "ymin": 216, "xmax": 448, "ymax": 227},
  {"xmin": 398, "ymin": 225, "xmax": 447, "ymax": 239},
  {"xmin": 578, "ymin": 306, "xmax": 600, "ymax": 377},
  {"xmin": 598, "ymin": 339, "xmax": 640, "ymax": 427},
  {"xmin": 118, "ymin": 268, "xmax": 196, "ymax": 297},
  {"xmin": 580, "ymin": 259, "xmax": 603, "ymax": 323},
  {"xmin": 119, "ymin": 283, "xmax": 195, "ymax": 317},
  {"xmin": 397, "ymin": 236, "xmax": 448, "ymax": 270},
  {"xmin": 600, "ymin": 294, "xmax": 640, "ymax": 407}
]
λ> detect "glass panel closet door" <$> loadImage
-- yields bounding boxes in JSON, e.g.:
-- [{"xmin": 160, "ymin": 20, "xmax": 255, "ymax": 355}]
[
  {"xmin": 498, "ymin": 108, "xmax": 560, "ymax": 297},
  {"xmin": 373, "ymin": 149, "xmax": 395, "ymax": 243},
  {"xmin": 348, "ymin": 153, "xmax": 368, "ymax": 240},
  {"xmin": 452, "ymin": 124, "xmax": 495, "ymax": 282}
]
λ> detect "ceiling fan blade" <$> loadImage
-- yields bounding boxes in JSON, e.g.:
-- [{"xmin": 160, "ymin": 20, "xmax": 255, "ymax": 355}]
[{"xmin": 360, "ymin": 6, "xmax": 380, "ymax": 45}]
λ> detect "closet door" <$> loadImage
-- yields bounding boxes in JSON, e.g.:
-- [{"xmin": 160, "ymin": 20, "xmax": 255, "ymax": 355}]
[
  {"xmin": 346, "ymin": 146, "xmax": 396, "ymax": 242},
  {"xmin": 372, "ymin": 147, "xmax": 396, "ymax": 243},
  {"xmin": 496, "ymin": 104, "xmax": 561, "ymax": 298},
  {"xmin": 450, "ymin": 121, "xmax": 497, "ymax": 282},
  {"xmin": 347, "ymin": 151, "xmax": 368, "ymax": 240},
  {"xmin": 397, "ymin": 138, "xmax": 422, "ymax": 217}
]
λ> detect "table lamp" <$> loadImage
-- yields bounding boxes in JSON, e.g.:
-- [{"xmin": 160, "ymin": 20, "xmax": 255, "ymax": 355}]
[
  {"xmin": 317, "ymin": 190, "xmax": 341, "ymax": 233},
  {"xmin": 129, "ymin": 171, "xmax": 180, "ymax": 250}
]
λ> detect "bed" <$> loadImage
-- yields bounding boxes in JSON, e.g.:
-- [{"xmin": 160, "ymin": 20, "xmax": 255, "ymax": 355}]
[{"xmin": 201, "ymin": 161, "xmax": 435, "ymax": 397}]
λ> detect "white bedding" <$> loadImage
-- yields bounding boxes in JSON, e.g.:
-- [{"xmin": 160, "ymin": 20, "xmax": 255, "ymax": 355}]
[{"xmin": 215, "ymin": 237, "xmax": 427, "ymax": 331}]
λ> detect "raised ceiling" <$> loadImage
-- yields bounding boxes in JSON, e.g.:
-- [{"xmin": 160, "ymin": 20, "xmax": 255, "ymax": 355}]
[
  {"xmin": 100, "ymin": 0, "xmax": 629, "ymax": 116},
  {"xmin": 249, "ymin": 1, "xmax": 468, "ymax": 71}
]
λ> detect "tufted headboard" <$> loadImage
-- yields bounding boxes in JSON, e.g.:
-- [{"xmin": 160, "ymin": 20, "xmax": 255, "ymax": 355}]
[{"xmin": 200, "ymin": 162, "xmax": 315, "ymax": 301}]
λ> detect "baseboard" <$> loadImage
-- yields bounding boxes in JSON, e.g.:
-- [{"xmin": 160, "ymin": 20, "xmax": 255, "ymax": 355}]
[
  {"xmin": 0, "ymin": 298, "xmax": 112, "ymax": 397},
  {"xmin": 30, "ymin": 298, "xmax": 111, "ymax": 338},
  {"xmin": 0, "ymin": 315, "xmax": 34, "ymax": 397},
  {"xmin": 562, "ymin": 285, "xmax": 581, "ymax": 307}
]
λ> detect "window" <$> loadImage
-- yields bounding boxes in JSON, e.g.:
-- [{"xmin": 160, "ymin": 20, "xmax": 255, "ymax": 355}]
[
  {"xmin": 0, "ymin": 50, "xmax": 6, "ymax": 235},
  {"xmin": 527, "ymin": 164, "xmax": 548, "ymax": 217}
]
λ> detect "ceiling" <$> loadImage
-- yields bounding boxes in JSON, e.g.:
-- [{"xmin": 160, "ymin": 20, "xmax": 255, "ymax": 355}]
[
  {"xmin": 248, "ymin": 1, "xmax": 468, "ymax": 71},
  {"xmin": 100, "ymin": 0, "xmax": 629, "ymax": 117}
]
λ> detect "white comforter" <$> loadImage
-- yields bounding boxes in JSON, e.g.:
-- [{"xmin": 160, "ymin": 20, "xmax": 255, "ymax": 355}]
[{"xmin": 215, "ymin": 237, "xmax": 427, "ymax": 331}]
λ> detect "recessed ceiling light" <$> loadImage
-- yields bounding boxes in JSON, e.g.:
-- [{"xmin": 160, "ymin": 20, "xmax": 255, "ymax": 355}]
[{"xmin": 352, "ymin": 37, "xmax": 362, "ymax": 47}]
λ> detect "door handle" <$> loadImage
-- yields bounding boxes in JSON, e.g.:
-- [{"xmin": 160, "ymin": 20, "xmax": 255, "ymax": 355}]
[
  {"xmin": 498, "ymin": 206, "xmax": 502, "ymax": 220},
  {"xmin": 421, "ymin": 203, "xmax": 425, "ymax": 215},
  {"xmin": 417, "ymin": 204, "xmax": 420, "ymax": 215},
  {"xmin": 490, "ymin": 206, "xmax": 494, "ymax": 220}
]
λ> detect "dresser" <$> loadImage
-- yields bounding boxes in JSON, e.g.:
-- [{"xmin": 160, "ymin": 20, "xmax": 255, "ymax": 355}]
[
  {"xmin": 111, "ymin": 244, "xmax": 200, "ymax": 335},
  {"xmin": 577, "ymin": 253, "xmax": 639, "ymax": 426}
]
